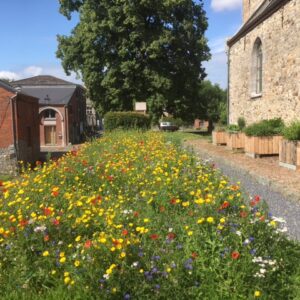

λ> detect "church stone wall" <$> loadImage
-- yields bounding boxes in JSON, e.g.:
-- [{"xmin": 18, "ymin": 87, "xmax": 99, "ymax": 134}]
[
  {"xmin": 243, "ymin": 0, "xmax": 265, "ymax": 23},
  {"xmin": 229, "ymin": 0, "xmax": 300, "ymax": 126}
]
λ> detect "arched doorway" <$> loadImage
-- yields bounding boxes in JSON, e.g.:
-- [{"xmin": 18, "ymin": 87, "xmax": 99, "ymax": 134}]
[{"xmin": 39, "ymin": 107, "xmax": 65, "ymax": 146}]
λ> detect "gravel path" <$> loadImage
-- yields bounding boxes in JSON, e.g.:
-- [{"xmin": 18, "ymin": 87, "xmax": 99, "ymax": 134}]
[{"xmin": 188, "ymin": 144, "xmax": 300, "ymax": 242}]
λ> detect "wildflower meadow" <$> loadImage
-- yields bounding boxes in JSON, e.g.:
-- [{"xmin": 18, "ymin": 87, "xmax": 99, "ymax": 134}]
[{"xmin": 0, "ymin": 131, "xmax": 299, "ymax": 299}]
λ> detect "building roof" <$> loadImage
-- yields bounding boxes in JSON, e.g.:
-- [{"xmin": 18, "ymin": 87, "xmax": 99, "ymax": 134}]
[
  {"xmin": 12, "ymin": 75, "xmax": 76, "ymax": 86},
  {"xmin": 20, "ymin": 86, "xmax": 77, "ymax": 105},
  {"xmin": 0, "ymin": 79, "xmax": 17, "ymax": 93},
  {"xmin": 227, "ymin": 0, "xmax": 291, "ymax": 47}
]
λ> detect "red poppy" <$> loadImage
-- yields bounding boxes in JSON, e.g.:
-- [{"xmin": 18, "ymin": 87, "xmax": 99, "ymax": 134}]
[
  {"xmin": 19, "ymin": 219, "xmax": 28, "ymax": 227},
  {"xmin": 170, "ymin": 198, "xmax": 177, "ymax": 205},
  {"xmin": 122, "ymin": 229, "xmax": 129, "ymax": 236},
  {"xmin": 133, "ymin": 211, "xmax": 139, "ymax": 217},
  {"xmin": 167, "ymin": 232, "xmax": 176, "ymax": 240},
  {"xmin": 150, "ymin": 234, "xmax": 159, "ymax": 240},
  {"xmin": 221, "ymin": 201, "xmax": 230, "ymax": 209},
  {"xmin": 71, "ymin": 150, "xmax": 77, "ymax": 156},
  {"xmin": 0, "ymin": 181, "xmax": 3, "ymax": 187},
  {"xmin": 52, "ymin": 219, "xmax": 60, "ymax": 226},
  {"xmin": 43, "ymin": 207, "xmax": 52, "ymax": 216},
  {"xmin": 84, "ymin": 240, "xmax": 92, "ymax": 248},
  {"xmin": 36, "ymin": 160, "xmax": 42, "ymax": 166},
  {"xmin": 44, "ymin": 235, "xmax": 50, "ymax": 242},
  {"xmin": 112, "ymin": 239, "xmax": 121, "ymax": 246},
  {"xmin": 51, "ymin": 190, "xmax": 59, "ymax": 197},
  {"xmin": 240, "ymin": 211, "xmax": 248, "ymax": 218},
  {"xmin": 259, "ymin": 215, "xmax": 265, "ymax": 222},
  {"xmin": 231, "ymin": 251, "xmax": 240, "ymax": 260},
  {"xmin": 107, "ymin": 175, "xmax": 114, "ymax": 182},
  {"xmin": 191, "ymin": 252, "xmax": 198, "ymax": 259}
]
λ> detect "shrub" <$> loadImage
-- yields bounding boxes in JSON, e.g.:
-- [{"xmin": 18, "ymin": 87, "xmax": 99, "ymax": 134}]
[
  {"xmin": 244, "ymin": 118, "xmax": 285, "ymax": 137},
  {"xmin": 104, "ymin": 112, "xmax": 151, "ymax": 131},
  {"xmin": 226, "ymin": 124, "xmax": 240, "ymax": 133},
  {"xmin": 161, "ymin": 116, "xmax": 183, "ymax": 128},
  {"xmin": 237, "ymin": 117, "xmax": 246, "ymax": 130},
  {"xmin": 283, "ymin": 121, "xmax": 300, "ymax": 141},
  {"xmin": 214, "ymin": 124, "xmax": 226, "ymax": 132}
]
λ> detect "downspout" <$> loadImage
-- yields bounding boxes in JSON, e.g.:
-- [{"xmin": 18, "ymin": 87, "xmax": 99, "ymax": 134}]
[
  {"xmin": 10, "ymin": 94, "xmax": 19, "ymax": 161},
  {"xmin": 227, "ymin": 44, "xmax": 230, "ymax": 125}
]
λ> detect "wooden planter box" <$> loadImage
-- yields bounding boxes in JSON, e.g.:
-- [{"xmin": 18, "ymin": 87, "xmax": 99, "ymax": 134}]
[
  {"xmin": 226, "ymin": 132, "xmax": 245, "ymax": 150},
  {"xmin": 212, "ymin": 131, "xmax": 227, "ymax": 145},
  {"xmin": 244, "ymin": 135, "xmax": 282, "ymax": 158},
  {"xmin": 279, "ymin": 139, "xmax": 300, "ymax": 170}
]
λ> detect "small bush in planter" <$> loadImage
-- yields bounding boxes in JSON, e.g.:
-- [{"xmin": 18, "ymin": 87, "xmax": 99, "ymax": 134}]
[
  {"xmin": 283, "ymin": 121, "xmax": 300, "ymax": 141},
  {"xmin": 244, "ymin": 118, "xmax": 285, "ymax": 137},
  {"xmin": 104, "ymin": 112, "xmax": 151, "ymax": 131},
  {"xmin": 214, "ymin": 124, "xmax": 226, "ymax": 132},
  {"xmin": 237, "ymin": 117, "xmax": 246, "ymax": 130},
  {"xmin": 226, "ymin": 124, "xmax": 240, "ymax": 133}
]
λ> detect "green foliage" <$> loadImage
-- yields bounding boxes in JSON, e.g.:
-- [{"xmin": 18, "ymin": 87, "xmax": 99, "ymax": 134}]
[
  {"xmin": 104, "ymin": 112, "xmax": 150, "ymax": 131},
  {"xmin": 226, "ymin": 124, "xmax": 240, "ymax": 133},
  {"xmin": 161, "ymin": 116, "xmax": 183, "ymax": 128},
  {"xmin": 196, "ymin": 80, "xmax": 227, "ymax": 125},
  {"xmin": 237, "ymin": 117, "xmax": 246, "ymax": 130},
  {"xmin": 57, "ymin": 0, "xmax": 210, "ymax": 122},
  {"xmin": 283, "ymin": 121, "xmax": 300, "ymax": 141},
  {"xmin": 244, "ymin": 118, "xmax": 285, "ymax": 137}
]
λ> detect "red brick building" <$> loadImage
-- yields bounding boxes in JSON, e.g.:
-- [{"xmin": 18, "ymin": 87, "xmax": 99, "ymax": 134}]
[
  {"xmin": 12, "ymin": 76, "xmax": 86, "ymax": 148},
  {"xmin": 0, "ymin": 80, "xmax": 40, "ymax": 172}
]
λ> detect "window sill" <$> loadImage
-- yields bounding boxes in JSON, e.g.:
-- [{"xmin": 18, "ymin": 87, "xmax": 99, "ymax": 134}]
[{"xmin": 250, "ymin": 93, "xmax": 262, "ymax": 99}]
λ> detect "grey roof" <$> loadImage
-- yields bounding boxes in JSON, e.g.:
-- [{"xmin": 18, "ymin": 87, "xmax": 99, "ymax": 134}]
[
  {"xmin": 0, "ymin": 79, "xmax": 17, "ymax": 93},
  {"xmin": 12, "ymin": 75, "xmax": 76, "ymax": 86},
  {"xmin": 20, "ymin": 86, "xmax": 77, "ymax": 105},
  {"xmin": 228, "ymin": 0, "xmax": 291, "ymax": 47}
]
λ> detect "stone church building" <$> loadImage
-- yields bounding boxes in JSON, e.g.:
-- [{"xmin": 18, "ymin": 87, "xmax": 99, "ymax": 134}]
[{"xmin": 227, "ymin": 0, "xmax": 300, "ymax": 125}]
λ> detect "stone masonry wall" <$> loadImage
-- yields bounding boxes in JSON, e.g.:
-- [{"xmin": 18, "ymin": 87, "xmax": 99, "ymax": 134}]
[
  {"xmin": 229, "ymin": 0, "xmax": 300, "ymax": 125},
  {"xmin": 243, "ymin": 0, "xmax": 265, "ymax": 23},
  {"xmin": 0, "ymin": 147, "xmax": 17, "ymax": 175}
]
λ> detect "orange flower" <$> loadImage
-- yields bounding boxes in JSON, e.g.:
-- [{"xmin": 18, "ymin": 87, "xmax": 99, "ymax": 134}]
[
  {"xmin": 150, "ymin": 234, "xmax": 159, "ymax": 240},
  {"xmin": 84, "ymin": 240, "xmax": 92, "ymax": 249},
  {"xmin": 231, "ymin": 251, "xmax": 240, "ymax": 260}
]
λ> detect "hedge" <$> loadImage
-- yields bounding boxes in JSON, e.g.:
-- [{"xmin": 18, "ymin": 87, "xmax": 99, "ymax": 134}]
[
  {"xmin": 104, "ymin": 112, "xmax": 151, "ymax": 131},
  {"xmin": 244, "ymin": 118, "xmax": 284, "ymax": 137}
]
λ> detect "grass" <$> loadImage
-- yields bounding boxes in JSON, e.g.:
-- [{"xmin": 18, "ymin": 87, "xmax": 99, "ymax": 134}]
[{"xmin": 0, "ymin": 130, "xmax": 299, "ymax": 299}]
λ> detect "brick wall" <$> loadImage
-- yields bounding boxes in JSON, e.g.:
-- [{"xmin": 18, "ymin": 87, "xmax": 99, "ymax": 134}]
[
  {"xmin": 0, "ymin": 87, "xmax": 14, "ymax": 148},
  {"xmin": 229, "ymin": 0, "xmax": 300, "ymax": 125}
]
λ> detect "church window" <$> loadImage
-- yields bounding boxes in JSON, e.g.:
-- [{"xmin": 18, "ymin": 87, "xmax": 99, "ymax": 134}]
[{"xmin": 252, "ymin": 38, "xmax": 263, "ymax": 95}]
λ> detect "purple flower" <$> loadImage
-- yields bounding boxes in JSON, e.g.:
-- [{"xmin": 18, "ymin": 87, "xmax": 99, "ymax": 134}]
[
  {"xmin": 124, "ymin": 293, "xmax": 131, "ymax": 300},
  {"xmin": 155, "ymin": 284, "xmax": 160, "ymax": 289},
  {"xmin": 250, "ymin": 248, "xmax": 257, "ymax": 255}
]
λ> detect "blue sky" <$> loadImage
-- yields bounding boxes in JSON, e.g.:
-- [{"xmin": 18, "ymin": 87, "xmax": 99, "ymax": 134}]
[{"xmin": 0, "ymin": 0, "xmax": 242, "ymax": 89}]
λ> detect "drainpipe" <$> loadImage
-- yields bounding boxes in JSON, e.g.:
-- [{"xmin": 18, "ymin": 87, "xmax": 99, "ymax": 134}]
[
  {"xmin": 10, "ymin": 94, "xmax": 19, "ymax": 161},
  {"xmin": 226, "ymin": 44, "xmax": 230, "ymax": 125}
]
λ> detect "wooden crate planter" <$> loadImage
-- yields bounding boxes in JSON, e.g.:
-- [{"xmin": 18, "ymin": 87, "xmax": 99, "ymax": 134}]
[
  {"xmin": 244, "ymin": 135, "xmax": 282, "ymax": 158},
  {"xmin": 279, "ymin": 139, "xmax": 300, "ymax": 170},
  {"xmin": 226, "ymin": 132, "xmax": 245, "ymax": 150},
  {"xmin": 212, "ymin": 131, "xmax": 227, "ymax": 146}
]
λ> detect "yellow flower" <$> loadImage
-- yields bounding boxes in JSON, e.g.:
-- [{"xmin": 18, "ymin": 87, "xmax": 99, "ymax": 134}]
[
  {"xmin": 120, "ymin": 252, "xmax": 126, "ymax": 258},
  {"xmin": 187, "ymin": 231, "xmax": 193, "ymax": 236},
  {"xmin": 75, "ymin": 236, "xmax": 81, "ymax": 242},
  {"xmin": 197, "ymin": 218, "xmax": 205, "ymax": 224},
  {"xmin": 42, "ymin": 251, "xmax": 49, "ymax": 257},
  {"xmin": 207, "ymin": 217, "xmax": 214, "ymax": 223},
  {"xmin": 74, "ymin": 260, "xmax": 80, "ymax": 267},
  {"xmin": 166, "ymin": 267, "xmax": 171, "ymax": 273},
  {"xmin": 182, "ymin": 201, "xmax": 190, "ymax": 207},
  {"xmin": 64, "ymin": 277, "xmax": 71, "ymax": 284},
  {"xmin": 60, "ymin": 257, "xmax": 66, "ymax": 263},
  {"xmin": 64, "ymin": 272, "xmax": 69, "ymax": 277},
  {"xmin": 51, "ymin": 270, "xmax": 56, "ymax": 275},
  {"xmin": 220, "ymin": 218, "xmax": 226, "ymax": 224},
  {"xmin": 254, "ymin": 291, "xmax": 261, "ymax": 297}
]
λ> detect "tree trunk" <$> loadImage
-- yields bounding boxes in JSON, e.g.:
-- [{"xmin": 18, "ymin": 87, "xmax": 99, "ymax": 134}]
[{"xmin": 207, "ymin": 119, "xmax": 214, "ymax": 133}]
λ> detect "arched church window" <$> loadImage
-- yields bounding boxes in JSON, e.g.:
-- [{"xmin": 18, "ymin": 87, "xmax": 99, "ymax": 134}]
[{"xmin": 252, "ymin": 38, "xmax": 263, "ymax": 95}]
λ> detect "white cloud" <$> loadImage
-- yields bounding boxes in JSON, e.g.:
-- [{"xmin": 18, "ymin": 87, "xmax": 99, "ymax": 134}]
[
  {"xmin": 0, "ymin": 65, "xmax": 82, "ymax": 84},
  {"xmin": 211, "ymin": 0, "xmax": 242, "ymax": 12},
  {"xmin": 0, "ymin": 71, "xmax": 20, "ymax": 81},
  {"xmin": 23, "ymin": 66, "xmax": 43, "ymax": 77}
]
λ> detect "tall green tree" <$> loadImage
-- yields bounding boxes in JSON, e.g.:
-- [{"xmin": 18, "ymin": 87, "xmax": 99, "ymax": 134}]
[
  {"xmin": 195, "ymin": 80, "xmax": 227, "ymax": 132},
  {"xmin": 57, "ymin": 0, "xmax": 210, "ymax": 122}
]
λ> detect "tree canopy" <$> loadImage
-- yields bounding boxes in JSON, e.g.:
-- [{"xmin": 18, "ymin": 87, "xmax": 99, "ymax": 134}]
[{"xmin": 57, "ymin": 0, "xmax": 210, "ymax": 121}]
